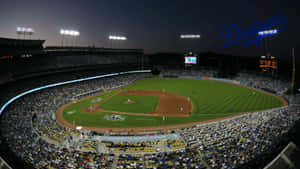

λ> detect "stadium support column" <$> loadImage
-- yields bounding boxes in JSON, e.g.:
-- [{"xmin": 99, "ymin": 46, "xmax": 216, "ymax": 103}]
[
  {"xmin": 61, "ymin": 34, "xmax": 65, "ymax": 47},
  {"xmin": 142, "ymin": 53, "xmax": 144, "ymax": 70},
  {"xmin": 289, "ymin": 48, "xmax": 295, "ymax": 103}
]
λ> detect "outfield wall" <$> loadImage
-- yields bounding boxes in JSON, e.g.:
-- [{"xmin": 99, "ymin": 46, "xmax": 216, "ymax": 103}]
[{"xmin": 178, "ymin": 75, "xmax": 240, "ymax": 84}]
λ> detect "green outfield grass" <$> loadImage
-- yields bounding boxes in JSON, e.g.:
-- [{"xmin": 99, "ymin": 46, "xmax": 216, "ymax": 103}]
[
  {"xmin": 62, "ymin": 78, "xmax": 284, "ymax": 128},
  {"xmin": 101, "ymin": 95, "xmax": 159, "ymax": 113}
]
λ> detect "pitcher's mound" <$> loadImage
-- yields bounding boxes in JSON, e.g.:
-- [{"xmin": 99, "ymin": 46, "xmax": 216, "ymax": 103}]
[
  {"xmin": 86, "ymin": 106, "xmax": 97, "ymax": 112},
  {"xmin": 124, "ymin": 100, "xmax": 135, "ymax": 104}
]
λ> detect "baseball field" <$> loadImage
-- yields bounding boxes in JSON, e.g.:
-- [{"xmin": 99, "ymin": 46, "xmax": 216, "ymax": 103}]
[{"xmin": 58, "ymin": 78, "xmax": 286, "ymax": 130}]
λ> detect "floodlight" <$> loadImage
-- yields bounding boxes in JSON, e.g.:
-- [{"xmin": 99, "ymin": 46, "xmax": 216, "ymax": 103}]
[
  {"xmin": 16, "ymin": 26, "xmax": 35, "ymax": 36},
  {"xmin": 258, "ymin": 29, "xmax": 278, "ymax": 36},
  {"xmin": 108, "ymin": 35, "xmax": 127, "ymax": 40},
  {"xmin": 65, "ymin": 30, "xmax": 70, "ymax": 35},
  {"xmin": 70, "ymin": 31, "xmax": 75, "ymax": 36},
  {"xmin": 180, "ymin": 34, "xmax": 200, "ymax": 39}
]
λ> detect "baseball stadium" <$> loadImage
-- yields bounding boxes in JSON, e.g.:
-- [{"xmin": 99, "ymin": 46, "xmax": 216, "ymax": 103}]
[{"xmin": 0, "ymin": 1, "xmax": 300, "ymax": 169}]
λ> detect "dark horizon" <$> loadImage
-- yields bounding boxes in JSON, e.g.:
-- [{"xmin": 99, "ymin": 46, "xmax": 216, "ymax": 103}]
[{"xmin": 0, "ymin": 0, "xmax": 299, "ymax": 57}]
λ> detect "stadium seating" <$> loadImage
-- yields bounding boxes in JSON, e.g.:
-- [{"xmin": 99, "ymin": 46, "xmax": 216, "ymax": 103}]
[{"xmin": 0, "ymin": 70, "xmax": 299, "ymax": 169}]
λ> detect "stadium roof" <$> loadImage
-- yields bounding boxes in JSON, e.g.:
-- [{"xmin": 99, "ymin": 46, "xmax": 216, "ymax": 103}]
[{"xmin": 0, "ymin": 37, "xmax": 45, "ymax": 47}]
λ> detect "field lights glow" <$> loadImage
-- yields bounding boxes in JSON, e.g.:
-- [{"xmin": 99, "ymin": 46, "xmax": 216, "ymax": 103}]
[
  {"xmin": 108, "ymin": 36, "xmax": 127, "ymax": 40},
  {"xmin": 258, "ymin": 29, "xmax": 278, "ymax": 36},
  {"xmin": 16, "ymin": 27, "xmax": 35, "ymax": 35},
  {"xmin": 180, "ymin": 34, "xmax": 200, "ymax": 39},
  {"xmin": 60, "ymin": 29, "xmax": 80, "ymax": 36}
]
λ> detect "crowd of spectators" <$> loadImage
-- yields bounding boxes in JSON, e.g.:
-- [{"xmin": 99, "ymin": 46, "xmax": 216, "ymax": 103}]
[
  {"xmin": 1, "ymin": 73, "xmax": 146, "ymax": 168},
  {"xmin": 235, "ymin": 73, "xmax": 289, "ymax": 96},
  {"xmin": 116, "ymin": 149, "xmax": 207, "ymax": 169},
  {"xmin": 180, "ymin": 106, "xmax": 299, "ymax": 168},
  {"xmin": 0, "ymin": 70, "xmax": 299, "ymax": 169}
]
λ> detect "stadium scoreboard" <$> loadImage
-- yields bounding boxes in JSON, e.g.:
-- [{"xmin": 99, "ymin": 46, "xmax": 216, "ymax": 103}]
[
  {"xmin": 184, "ymin": 52, "xmax": 197, "ymax": 65},
  {"xmin": 259, "ymin": 55, "xmax": 277, "ymax": 71}
]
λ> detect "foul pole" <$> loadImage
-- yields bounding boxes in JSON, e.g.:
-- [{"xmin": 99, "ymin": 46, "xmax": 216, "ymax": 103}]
[{"xmin": 289, "ymin": 48, "xmax": 295, "ymax": 104}]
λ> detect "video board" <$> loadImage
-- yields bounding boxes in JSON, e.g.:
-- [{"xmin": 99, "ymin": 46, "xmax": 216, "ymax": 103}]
[
  {"xmin": 184, "ymin": 52, "xmax": 197, "ymax": 64},
  {"xmin": 185, "ymin": 57, "xmax": 197, "ymax": 64},
  {"xmin": 259, "ymin": 55, "xmax": 277, "ymax": 70}
]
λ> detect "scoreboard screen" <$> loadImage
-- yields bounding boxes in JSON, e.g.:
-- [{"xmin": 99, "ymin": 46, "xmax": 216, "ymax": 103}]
[
  {"xmin": 185, "ymin": 57, "xmax": 197, "ymax": 64},
  {"xmin": 259, "ymin": 55, "xmax": 277, "ymax": 70},
  {"xmin": 184, "ymin": 52, "xmax": 197, "ymax": 64}
]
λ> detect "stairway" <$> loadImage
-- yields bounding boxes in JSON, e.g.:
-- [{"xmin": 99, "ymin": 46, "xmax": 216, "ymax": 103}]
[{"xmin": 111, "ymin": 153, "xmax": 119, "ymax": 169}]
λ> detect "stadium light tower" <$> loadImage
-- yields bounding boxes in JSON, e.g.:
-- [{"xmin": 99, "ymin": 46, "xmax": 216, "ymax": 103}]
[
  {"xmin": 179, "ymin": 34, "xmax": 201, "ymax": 53},
  {"xmin": 258, "ymin": 29, "xmax": 278, "ymax": 36},
  {"xmin": 108, "ymin": 35, "xmax": 127, "ymax": 40},
  {"xmin": 60, "ymin": 29, "xmax": 80, "ymax": 47},
  {"xmin": 180, "ymin": 34, "xmax": 200, "ymax": 39},
  {"xmin": 108, "ymin": 35, "xmax": 127, "ymax": 48},
  {"xmin": 16, "ymin": 27, "xmax": 35, "ymax": 39}
]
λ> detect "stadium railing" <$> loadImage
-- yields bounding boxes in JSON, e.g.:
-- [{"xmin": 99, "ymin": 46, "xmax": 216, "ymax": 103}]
[
  {"xmin": 263, "ymin": 141, "xmax": 298, "ymax": 169},
  {"xmin": 0, "ymin": 156, "xmax": 12, "ymax": 169}
]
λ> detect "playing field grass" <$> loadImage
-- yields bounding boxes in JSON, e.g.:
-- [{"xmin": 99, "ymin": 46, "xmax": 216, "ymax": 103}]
[
  {"xmin": 101, "ymin": 95, "xmax": 159, "ymax": 113},
  {"xmin": 62, "ymin": 78, "xmax": 284, "ymax": 128}
]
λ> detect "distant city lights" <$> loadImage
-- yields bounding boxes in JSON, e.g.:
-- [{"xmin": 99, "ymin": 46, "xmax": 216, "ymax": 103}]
[
  {"xmin": 180, "ymin": 34, "xmax": 200, "ymax": 39},
  {"xmin": 60, "ymin": 29, "xmax": 80, "ymax": 36},
  {"xmin": 108, "ymin": 36, "xmax": 127, "ymax": 40},
  {"xmin": 258, "ymin": 29, "xmax": 278, "ymax": 36}
]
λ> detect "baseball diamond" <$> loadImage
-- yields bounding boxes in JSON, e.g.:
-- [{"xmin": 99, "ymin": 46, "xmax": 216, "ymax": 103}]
[
  {"xmin": 0, "ymin": 2, "xmax": 299, "ymax": 168},
  {"xmin": 57, "ymin": 78, "xmax": 287, "ymax": 132}
]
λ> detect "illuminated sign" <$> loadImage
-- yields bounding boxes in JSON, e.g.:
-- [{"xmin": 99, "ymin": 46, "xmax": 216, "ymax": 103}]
[
  {"xmin": 184, "ymin": 52, "xmax": 197, "ymax": 64},
  {"xmin": 21, "ymin": 54, "xmax": 32, "ymax": 58},
  {"xmin": 185, "ymin": 57, "xmax": 197, "ymax": 64},
  {"xmin": 0, "ymin": 56, "xmax": 13, "ymax": 59},
  {"xmin": 259, "ymin": 60, "xmax": 277, "ymax": 69},
  {"xmin": 259, "ymin": 55, "xmax": 277, "ymax": 70},
  {"xmin": 221, "ymin": 13, "xmax": 288, "ymax": 49}
]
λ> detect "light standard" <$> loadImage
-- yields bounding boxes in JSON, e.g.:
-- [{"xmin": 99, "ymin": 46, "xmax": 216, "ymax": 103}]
[
  {"xmin": 180, "ymin": 34, "xmax": 201, "ymax": 39},
  {"xmin": 108, "ymin": 35, "xmax": 127, "ymax": 48},
  {"xmin": 16, "ymin": 27, "xmax": 35, "ymax": 39},
  {"xmin": 179, "ymin": 34, "xmax": 201, "ymax": 53},
  {"xmin": 60, "ymin": 29, "xmax": 80, "ymax": 47}
]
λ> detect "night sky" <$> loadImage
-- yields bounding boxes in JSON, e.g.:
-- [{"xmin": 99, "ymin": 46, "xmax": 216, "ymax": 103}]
[{"xmin": 0, "ymin": 0, "xmax": 299, "ymax": 57}]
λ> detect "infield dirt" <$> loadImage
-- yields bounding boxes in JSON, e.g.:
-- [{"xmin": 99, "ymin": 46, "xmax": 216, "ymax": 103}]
[
  {"xmin": 83, "ymin": 89, "xmax": 193, "ymax": 117},
  {"xmin": 56, "ymin": 79, "xmax": 288, "ymax": 132}
]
